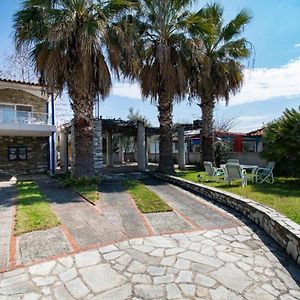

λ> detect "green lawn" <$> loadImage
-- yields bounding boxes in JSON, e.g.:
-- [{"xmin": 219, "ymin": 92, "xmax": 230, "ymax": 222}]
[
  {"xmin": 123, "ymin": 180, "xmax": 172, "ymax": 213},
  {"xmin": 176, "ymin": 171, "xmax": 300, "ymax": 224},
  {"xmin": 74, "ymin": 185, "xmax": 99, "ymax": 204},
  {"xmin": 15, "ymin": 181, "xmax": 60, "ymax": 236}
]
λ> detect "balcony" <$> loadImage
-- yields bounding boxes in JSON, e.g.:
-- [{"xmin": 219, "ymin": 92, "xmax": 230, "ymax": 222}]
[{"xmin": 0, "ymin": 108, "xmax": 55, "ymax": 137}]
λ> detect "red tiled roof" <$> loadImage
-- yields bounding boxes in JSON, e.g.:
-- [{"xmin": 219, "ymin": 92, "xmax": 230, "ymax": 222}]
[
  {"xmin": 247, "ymin": 127, "xmax": 264, "ymax": 136},
  {"xmin": 0, "ymin": 78, "xmax": 41, "ymax": 87}
]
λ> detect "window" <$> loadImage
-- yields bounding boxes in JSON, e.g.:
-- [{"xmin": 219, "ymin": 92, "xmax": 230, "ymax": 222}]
[
  {"xmin": 242, "ymin": 139, "xmax": 256, "ymax": 153},
  {"xmin": 8, "ymin": 146, "xmax": 28, "ymax": 161},
  {"xmin": 0, "ymin": 104, "xmax": 14, "ymax": 123}
]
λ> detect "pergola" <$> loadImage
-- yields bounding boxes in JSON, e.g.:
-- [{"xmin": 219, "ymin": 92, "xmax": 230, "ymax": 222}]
[{"xmin": 57, "ymin": 117, "xmax": 202, "ymax": 174}]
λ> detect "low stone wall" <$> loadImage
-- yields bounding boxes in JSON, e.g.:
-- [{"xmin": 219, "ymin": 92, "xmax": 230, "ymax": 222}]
[{"xmin": 151, "ymin": 172, "xmax": 300, "ymax": 265}]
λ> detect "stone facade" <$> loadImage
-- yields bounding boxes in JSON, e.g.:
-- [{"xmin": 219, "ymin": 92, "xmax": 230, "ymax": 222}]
[
  {"xmin": 93, "ymin": 119, "xmax": 103, "ymax": 174},
  {"xmin": 0, "ymin": 88, "xmax": 47, "ymax": 113},
  {"xmin": 0, "ymin": 136, "xmax": 48, "ymax": 175},
  {"xmin": 151, "ymin": 172, "xmax": 300, "ymax": 266}
]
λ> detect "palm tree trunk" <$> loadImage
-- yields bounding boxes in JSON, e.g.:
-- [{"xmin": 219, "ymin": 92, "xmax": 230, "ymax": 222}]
[
  {"xmin": 71, "ymin": 92, "xmax": 95, "ymax": 178},
  {"xmin": 200, "ymin": 97, "xmax": 215, "ymax": 165},
  {"xmin": 157, "ymin": 95, "xmax": 175, "ymax": 174}
]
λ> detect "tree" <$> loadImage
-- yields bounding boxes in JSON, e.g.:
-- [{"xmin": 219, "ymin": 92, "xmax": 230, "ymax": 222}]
[
  {"xmin": 188, "ymin": 3, "xmax": 252, "ymax": 165},
  {"xmin": 14, "ymin": 0, "xmax": 137, "ymax": 178},
  {"xmin": 127, "ymin": 107, "xmax": 151, "ymax": 127},
  {"xmin": 261, "ymin": 108, "xmax": 300, "ymax": 176},
  {"xmin": 0, "ymin": 47, "xmax": 36, "ymax": 82},
  {"xmin": 131, "ymin": 0, "xmax": 193, "ymax": 174}
]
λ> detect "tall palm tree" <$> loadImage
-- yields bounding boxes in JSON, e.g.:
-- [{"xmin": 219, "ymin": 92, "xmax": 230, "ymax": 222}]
[
  {"xmin": 14, "ymin": 0, "xmax": 137, "ymax": 178},
  {"xmin": 129, "ymin": 0, "xmax": 193, "ymax": 174},
  {"xmin": 188, "ymin": 3, "xmax": 252, "ymax": 165}
]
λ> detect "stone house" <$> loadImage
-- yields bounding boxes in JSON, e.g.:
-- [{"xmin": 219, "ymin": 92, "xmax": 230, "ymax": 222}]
[{"xmin": 0, "ymin": 79, "xmax": 56, "ymax": 175}]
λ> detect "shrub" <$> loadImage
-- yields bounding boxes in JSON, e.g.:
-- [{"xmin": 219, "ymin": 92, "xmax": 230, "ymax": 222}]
[
  {"xmin": 261, "ymin": 108, "xmax": 300, "ymax": 176},
  {"xmin": 59, "ymin": 175, "xmax": 100, "ymax": 188}
]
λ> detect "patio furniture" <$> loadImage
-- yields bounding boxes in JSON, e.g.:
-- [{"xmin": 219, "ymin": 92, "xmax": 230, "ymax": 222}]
[
  {"xmin": 227, "ymin": 159, "xmax": 239, "ymax": 164},
  {"xmin": 224, "ymin": 163, "xmax": 247, "ymax": 186},
  {"xmin": 240, "ymin": 164, "xmax": 258, "ymax": 183},
  {"xmin": 203, "ymin": 161, "xmax": 224, "ymax": 181},
  {"xmin": 254, "ymin": 162, "xmax": 275, "ymax": 184}
]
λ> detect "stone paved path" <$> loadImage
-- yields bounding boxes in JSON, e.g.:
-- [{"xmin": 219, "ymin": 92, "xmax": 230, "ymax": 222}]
[
  {"xmin": 100, "ymin": 182, "xmax": 149, "ymax": 238},
  {"xmin": 0, "ymin": 177, "xmax": 16, "ymax": 271},
  {"xmin": 141, "ymin": 177, "xmax": 239, "ymax": 230},
  {"xmin": 36, "ymin": 177, "xmax": 127, "ymax": 248},
  {"xmin": 1, "ymin": 225, "xmax": 299, "ymax": 299}
]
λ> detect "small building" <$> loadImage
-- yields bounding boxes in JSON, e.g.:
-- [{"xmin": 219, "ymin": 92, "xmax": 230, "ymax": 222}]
[{"xmin": 0, "ymin": 79, "xmax": 56, "ymax": 175}]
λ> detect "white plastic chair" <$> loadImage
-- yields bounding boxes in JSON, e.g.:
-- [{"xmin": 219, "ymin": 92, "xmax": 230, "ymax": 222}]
[
  {"xmin": 254, "ymin": 162, "xmax": 275, "ymax": 184},
  {"xmin": 203, "ymin": 161, "xmax": 224, "ymax": 181},
  {"xmin": 224, "ymin": 163, "xmax": 247, "ymax": 186}
]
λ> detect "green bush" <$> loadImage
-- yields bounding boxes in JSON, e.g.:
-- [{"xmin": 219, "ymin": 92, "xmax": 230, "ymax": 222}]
[
  {"xmin": 59, "ymin": 175, "xmax": 100, "ymax": 188},
  {"xmin": 261, "ymin": 108, "xmax": 300, "ymax": 176}
]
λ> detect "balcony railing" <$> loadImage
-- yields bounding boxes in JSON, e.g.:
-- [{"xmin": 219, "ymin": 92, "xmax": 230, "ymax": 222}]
[{"xmin": 0, "ymin": 108, "xmax": 51, "ymax": 126}]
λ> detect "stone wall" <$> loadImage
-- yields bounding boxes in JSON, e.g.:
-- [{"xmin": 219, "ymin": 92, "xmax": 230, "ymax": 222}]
[
  {"xmin": 0, "ymin": 88, "xmax": 47, "ymax": 113},
  {"xmin": 93, "ymin": 120, "xmax": 103, "ymax": 174},
  {"xmin": 150, "ymin": 172, "xmax": 300, "ymax": 266},
  {"xmin": 0, "ymin": 136, "xmax": 48, "ymax": 175}
]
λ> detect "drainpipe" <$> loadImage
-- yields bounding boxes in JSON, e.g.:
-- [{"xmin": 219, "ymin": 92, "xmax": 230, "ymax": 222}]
[{"xmin": 50, "ymin": 93, "xmax": 55, "ymax": 175}]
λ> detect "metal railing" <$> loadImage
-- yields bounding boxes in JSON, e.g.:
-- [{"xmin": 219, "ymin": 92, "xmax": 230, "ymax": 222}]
[{"xmin": 0, "ymin": 108, "xmax": 51, "ymax": 125}]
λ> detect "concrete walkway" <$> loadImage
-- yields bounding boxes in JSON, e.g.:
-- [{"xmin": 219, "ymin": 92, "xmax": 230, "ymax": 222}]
[
  {"xmin": 36, "ymin": 177, "xmax": 127, "ymax": 249},
  {"xmin": 0, "ymin": 177, "xmax": 16, "ymax": 271},
  {"xmin": 1, "ymin": 225, "xmax": 299, "ymax": 299}
]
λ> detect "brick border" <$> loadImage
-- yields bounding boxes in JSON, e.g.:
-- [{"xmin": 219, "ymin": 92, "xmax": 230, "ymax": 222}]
[{"xmin": 150, "ymin": 172, "xmax": 300, "ymax": 265}]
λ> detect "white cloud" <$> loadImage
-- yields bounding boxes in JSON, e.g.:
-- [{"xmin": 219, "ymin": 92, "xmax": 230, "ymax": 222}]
[
  {"xmin": 294, "ymin": 43, "xmax": 300, "ymax": 48},
  {"xmin": 112, "ymin": 82, "xmax": 142, "ymax": 99},
  {"xmin": 229, "ymin": 57, "xmax": 300, "ymax": 106},
  {"xmin": 111, "ymin": 57, "xmax": 300, "ymax": 107}
]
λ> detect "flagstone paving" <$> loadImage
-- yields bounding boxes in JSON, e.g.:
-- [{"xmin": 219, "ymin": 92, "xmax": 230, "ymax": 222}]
[
  {"xmin": 1, "ymin": 225, "xmax": 299, "ymax": 299},
  {"xmin": 0, "ymin": 177, "xmax": 16, "ymax": 271}
]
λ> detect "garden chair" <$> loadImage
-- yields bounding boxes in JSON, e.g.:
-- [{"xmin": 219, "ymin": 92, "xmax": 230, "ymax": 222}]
[
  {"xmin": 254, "ymin": 161, "xmax": 275, "ymax": 184},
  {"xmin": 203, "ymin": 161, "xmax": 224, "ymax": 181},
  {"xmin": 227, "ymin": 159, "xmax": 239, "ymax": 164},
  {"xmin": 224, "ymin": 163, "xmax": 247, "ymax": 186}
]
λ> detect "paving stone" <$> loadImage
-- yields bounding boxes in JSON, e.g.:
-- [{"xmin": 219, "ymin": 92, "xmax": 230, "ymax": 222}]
[
  {"xmin": 65, "ymin": 278, "xmax": 90, "ymax": 298},
  {"xmin": 53, "ymin": 284, "xmax": 74, "ymax": 300},
  {"xmin": 178, "ymin": 251, "xmax": 223, "ymax": 268},
  {"xmin": 99, "ymin": 244, "xmax": 119, "ymax": 254},
  {"xmin": 161, "ymin": 256, "xmax": 176, "ymax": 267},
  {"xmin": 132, "ymin": 274, "xmax": 152, "ymax": 284},
  {"xmin": 149, "ymin": 248, "xmax": 164, "ymax": 257},
  {"xmin": 90, "ymin": 283, "xmax": 132, "ymax": 300},
  {"xmin": 58, "ymin": 267, "xmax": 77, "ymax": 282},
  {"xmin": 195, "ymin": 273, "xmax": 216, "ymax": 287},
  {"xmin": 0, "ymin": 273, "xmax": 29, "ymax": 288},
  {"xmin": 196, "ymin": 286, "xmax": 208, "ymax": 298},
  {"xmin": 116, "ymin": 253, "xmax": 132, "ymax": 266},
  {"xmin": 22, "ymin": 293, "xmax": 41, "ymax": 300},
  {"xmin": 211, "ymin": 264, "xmax": 252, "ymax": 293},
  {"xmin": 79, "ymin": 264, "xmax": 126, "ymax": 293},
  {"xmin": 174, "ymin": 258, "xmax": 190, "ymax": 270},
  {"xmin": 144, "ymin": 236, "xmax": 177, "ymax": 248},
  {"xmin": 179, "ymin": 283, "xmax": 196, "ymax": 297},
  {"xmin": 147, "ymin": 266, "xmax": 166, "ymax": 276},
  {"xmin": 58, "ymin": 256, "xmax": 74, "ymax": 268},
  {"xmin": 103, "ymin": 250, "xmax": 124, "ymax": 260},
  {"xmin": 32, "ymin": 276, "xmax": 57, "ymax": 286},
  {"xmin": 244, "ymin": 285, "xmax": 276, "ymax": 300},
  {"xmin": 209, "ymin": 286, "xmax": 241, "ymax": 300},
  {"xmin": 127, "ymin": 260, "xmax": 147, "ymax": 273},
  {"xmin": 175, "ymin": 271, "xmax": 192, "ymax": 283},
  {"xmin": 28, "ymin": 261, "xmax": 56, "ymax": 276},
  {"xmin": 134, "ymin": 284, "xmax": 164, "ymax": 299},
  {"xmin": 166, "ymin": 283, "xmax": 182, "ymax": 299},
  {"xmin": 74, "ymin": 250, "xmax": 100, "ymax": 268},
  {"xmin": 131, "ymin": 245, "xmax": 155, "ymax": 253},
  {"xmin": 153, "ymin": 274, "xmax": 174, "ymax": 284}
]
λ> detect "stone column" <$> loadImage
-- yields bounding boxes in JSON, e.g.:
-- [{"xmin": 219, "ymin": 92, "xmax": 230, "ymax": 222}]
[
  {"xmin": 94, "ymin": 119, "xmax": 103, "ymax": 174},
  {"xmin": 59, "ymin": 131, "xmax": 68, "ymax": 173},
  {"xmin": 71, "ymin": 121, "xmax": 75, "ymax": 177},
  {"xmin": 106, "ymin": 129, "xmax": 113, "ymax": 167},
  {"xmin": 137, "ymin": 121, "xmax": 146, "ymax": 171},
  {"xmin": 118, "ymin": 135, "xmax": 124, "ymax": 164},
  {"xmin": 178, "ymin": 126, "xmax": 185, "ymax": 170}
]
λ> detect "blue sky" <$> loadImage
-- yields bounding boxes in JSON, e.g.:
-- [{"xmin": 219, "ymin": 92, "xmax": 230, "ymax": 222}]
[{"xmin": 1, "ymin": 0, "xmax": 300, "ymax": 132}]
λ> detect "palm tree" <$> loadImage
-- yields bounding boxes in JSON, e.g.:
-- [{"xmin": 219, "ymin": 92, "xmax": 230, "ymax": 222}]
[
  {"xmin": 128, "ymin": 0, "xmax": 193, "ymax": 174},
  {"xmin": 188, "ymin": 3, "xmax": 252, "ymax": 165},
  {"xmin": 14, "ymin": 0, "xmax": 137, "ymax": 178}
]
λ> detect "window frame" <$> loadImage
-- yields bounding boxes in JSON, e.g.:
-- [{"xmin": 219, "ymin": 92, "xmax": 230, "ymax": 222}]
[{"xmin": 8, "ymin": 146, "xmax": 28, "ymax": 161}]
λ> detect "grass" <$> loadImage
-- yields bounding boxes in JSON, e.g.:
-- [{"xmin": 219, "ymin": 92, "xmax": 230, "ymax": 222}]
[
  {"xmin": 74, "ymin": 185, "xmax": 99, "ymax": 204},
  {"xmin": 123, "ymin": 180, "xmax": 172, "ymax": 213},
  {"xmin": 176, "ymin": 170, "xmax": 300, "ymax": 224},
  {"xmin": 15, "ymin": 181, "xmax": 60, "ymax": 236}
]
